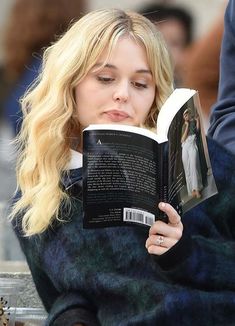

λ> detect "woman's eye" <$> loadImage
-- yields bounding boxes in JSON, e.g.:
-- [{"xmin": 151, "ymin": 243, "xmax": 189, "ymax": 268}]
[
  {"xmin": 132, "ymin": 81, "xmax": 147, "ymax": 89},
  {"xmin": 97, "ymin": 76, "xmax": 114, "ymax": 83}
]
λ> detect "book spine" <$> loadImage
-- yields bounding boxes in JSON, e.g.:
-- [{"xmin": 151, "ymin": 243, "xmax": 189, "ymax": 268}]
[{"xmin": 158, "ymin": 143, "xmax": 169, "ymax": 223}]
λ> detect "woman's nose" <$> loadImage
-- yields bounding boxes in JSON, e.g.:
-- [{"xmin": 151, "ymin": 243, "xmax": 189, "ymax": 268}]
[{"xmin": 113, "ymin": 81, "xmax": 129, "ymax": 103}]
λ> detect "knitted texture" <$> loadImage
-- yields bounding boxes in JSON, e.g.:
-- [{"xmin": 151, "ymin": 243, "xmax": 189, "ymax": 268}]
[{"xmin": 13, "ymin": 138, "xmax": 235, "ymax": 326}]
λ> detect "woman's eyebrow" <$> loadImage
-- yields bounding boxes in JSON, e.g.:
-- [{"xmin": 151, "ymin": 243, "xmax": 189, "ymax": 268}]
[
  {"xmin": 93, "ymin": 63, "xmax": 152, "ymax": 75},
  {"xmin": 93, "ymin": 63, "xmax": 117, "ymax": 70},
  {"xmin": 136, "ymin": 69, "xmax": 152, "ymax": 75}
]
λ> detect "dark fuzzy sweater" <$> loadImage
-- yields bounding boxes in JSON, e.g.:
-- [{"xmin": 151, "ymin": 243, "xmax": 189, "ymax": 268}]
[{"xmin": 13, "ymin": 138, "xmax": 235, "ymax": 326}]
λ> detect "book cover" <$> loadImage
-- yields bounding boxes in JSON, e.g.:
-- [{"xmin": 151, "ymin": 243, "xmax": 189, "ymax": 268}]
[{"xmin": 82, "ymin": 88, "xmax": 217, "ymax": 228}]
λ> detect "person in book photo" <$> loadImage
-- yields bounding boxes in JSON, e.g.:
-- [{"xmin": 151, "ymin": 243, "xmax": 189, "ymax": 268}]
[
  {"xmin": 9, "ymin": 7, "xmax": 235, "ymax": 326},
  {"xmin": 181, "ymin": 108, "xmax": 202, "ymax": 198}
]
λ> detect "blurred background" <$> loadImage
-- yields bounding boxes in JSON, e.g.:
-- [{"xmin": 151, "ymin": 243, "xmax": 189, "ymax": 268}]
[
  {"xmin": 0, "ymin": 0, "xmax": 226, "ymax": 57},
  {"xmin": 0, "ymin": 0, "xmax": 227, "ymax": 263}
]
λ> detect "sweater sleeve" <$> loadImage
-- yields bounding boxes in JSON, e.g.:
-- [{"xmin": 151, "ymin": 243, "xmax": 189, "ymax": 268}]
[
  {"xmin": 26, "ymin": 244, "xmax": 99, "ymax": 326},
  {"xmin": 208, "ymin": 0, "xmax": 235, "ymax": 154},
  {"xmin": 46, "ymin": 293, "xmax": 100, "ymax": 326},
  {"xmin": 155, "ymin": 233, "xmax": 235, "ymax": 292},
  {"xmin": 13, "ymin": 225, "xmax": 99, "ymax": 326},
  {"xmin": 155, "ymin": 138, "xmax": 235, "ymax": 290}
]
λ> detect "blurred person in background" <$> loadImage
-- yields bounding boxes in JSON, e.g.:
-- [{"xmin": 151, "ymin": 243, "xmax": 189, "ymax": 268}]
[
  {"xmin": 182, "ymin": 4, "xmax": 226, "ymax": 129},
  {"xmin": 208, "ymin": 0, "xmax": 235, "ymax": 155},
  {"xmin": 3, "ymin": 0, "xmax": 87, "ymax": 135},
  {"xmin": 0, "ymin": 0, "xmax": 86, "ymax": 261},
  {"xmin": 0, "ymin": 75, "xmax": 18, "ymax": 260},
  {"xmin": 138, "ymin": 3, "xmax": 193, "ymax": 87}
]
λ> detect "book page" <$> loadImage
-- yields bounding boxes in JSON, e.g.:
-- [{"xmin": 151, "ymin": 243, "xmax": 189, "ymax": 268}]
[
  {"xmin": 166, "ymin": 92, "xmax": 217, "ymax": 214},
  {"xmin": 85, "ymin": 124, "xmax": 167, "ymax": 143}
]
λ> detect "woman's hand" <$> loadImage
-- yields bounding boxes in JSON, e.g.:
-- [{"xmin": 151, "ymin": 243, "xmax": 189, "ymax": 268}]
[{"xmin": 145, "ymin": 202, "xmax": 183, "ymax": 255}]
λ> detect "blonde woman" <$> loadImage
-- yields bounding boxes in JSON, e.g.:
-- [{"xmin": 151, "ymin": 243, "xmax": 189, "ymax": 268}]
[{"xmin": 11, "ymin": 8, "xmax": 185, "ymax": 326}]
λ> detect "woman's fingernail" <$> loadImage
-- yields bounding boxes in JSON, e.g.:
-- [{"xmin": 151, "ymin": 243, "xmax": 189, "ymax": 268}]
[{"xmin": 160, "ymin": 202, "xmax": 166, "ymax": 208}]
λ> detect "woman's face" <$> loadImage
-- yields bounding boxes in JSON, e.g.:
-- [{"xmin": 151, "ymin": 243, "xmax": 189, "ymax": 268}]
[
  {"xmin": 75, "ymin": 36, "xmax": 156, "ymax": 131},
  {"xmin": 183, "ymin": 112, "xmax": 189, "ymax": 121}
]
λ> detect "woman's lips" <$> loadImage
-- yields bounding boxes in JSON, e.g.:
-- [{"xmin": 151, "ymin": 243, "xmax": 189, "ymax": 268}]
[{"xmin": 104, "ymin": 110, "xmax": 130, "ymax": 122}]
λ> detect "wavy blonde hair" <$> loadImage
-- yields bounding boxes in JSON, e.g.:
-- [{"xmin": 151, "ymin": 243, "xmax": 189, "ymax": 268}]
[{"xmin": 11, "ymin": 8, "xmax": 174, "ymax": 236}]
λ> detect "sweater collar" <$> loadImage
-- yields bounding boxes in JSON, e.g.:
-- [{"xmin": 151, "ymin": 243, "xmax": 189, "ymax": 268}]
[
  {"xmin": 68, "ymin": 149, "xmax": 83, "ymax": 169},
  {"xmin": 61, "ymin": 150, "xmax": 83, "ymax": 190}
]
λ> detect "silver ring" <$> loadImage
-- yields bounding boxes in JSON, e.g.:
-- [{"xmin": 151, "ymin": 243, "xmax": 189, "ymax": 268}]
[{"xmin": 156, "ymin": 235, "xmax": 164, "ymax": 246}]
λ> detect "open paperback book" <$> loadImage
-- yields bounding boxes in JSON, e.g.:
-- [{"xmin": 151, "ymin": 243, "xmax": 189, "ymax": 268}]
[{"xmin": 82, "ymin": 88, "xmax": 218, "ymax": 228}]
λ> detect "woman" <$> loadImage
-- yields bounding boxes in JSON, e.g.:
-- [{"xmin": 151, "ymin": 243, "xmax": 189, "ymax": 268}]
[
  {"xmin": 3, "ymin": 0, "xmax": 86, "ymax": 134},
  {"xmin": 208, "ymin": 0, "xmax": 235, "ymax": 155},
  {"xmin": 181, "ymin": 108, "xmax": 202, "ymax": 198},
  {"xmin": 10, "ymin": 8, "xmax": 235, "ymax": 326},
  {"xmin": 10, "ymin": 8, "xmax": 182, "ymax": 325}
]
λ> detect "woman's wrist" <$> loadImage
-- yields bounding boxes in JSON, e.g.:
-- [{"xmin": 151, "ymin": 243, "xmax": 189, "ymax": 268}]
[{"xmin": 153, "ymin": 230, "xmax": 192, "ymax": 271}]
